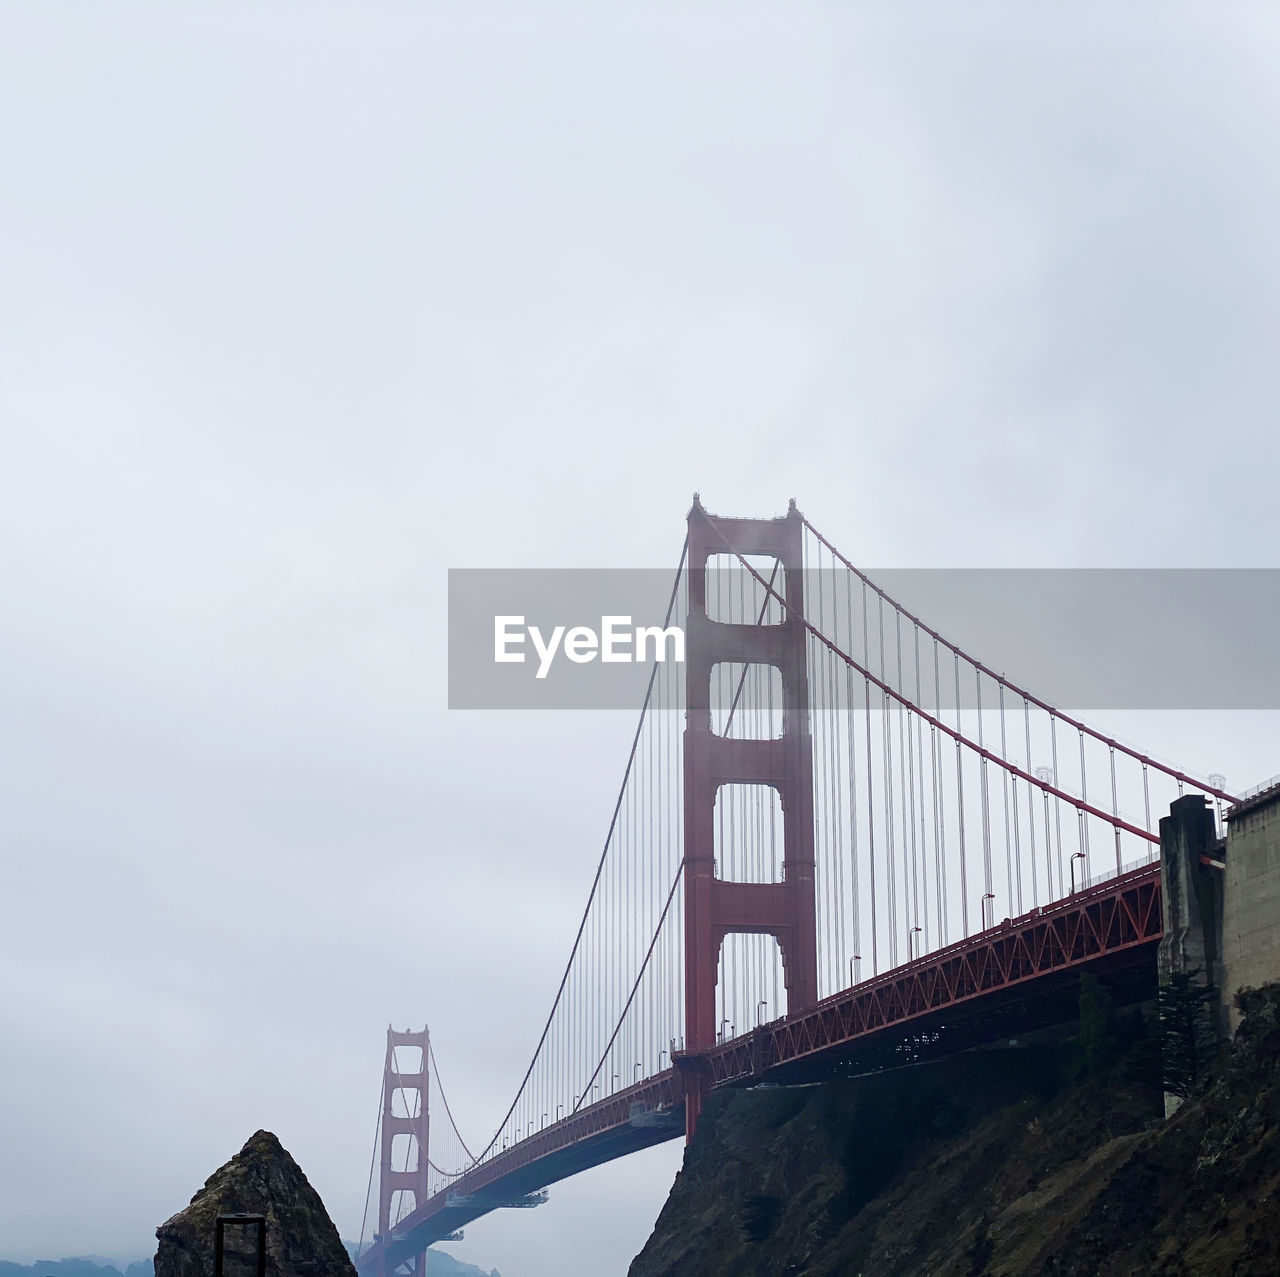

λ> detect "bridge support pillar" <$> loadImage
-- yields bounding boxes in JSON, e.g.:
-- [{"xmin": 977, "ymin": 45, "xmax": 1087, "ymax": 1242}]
[
  {"xmin": 1158, "ymin": 796, "xmax": 1224, "ymax": 1115},
  {"xmin": 1221, "ymin": 782, "xmax": 1280, "ymax": 1034},
  {"xmin": 378, "ymin": 1026, "xmax": 430, "ymax": 1275},
  {"xmin": 681, "ymin": 497, "xmax": 818, "ymax": 1141}
]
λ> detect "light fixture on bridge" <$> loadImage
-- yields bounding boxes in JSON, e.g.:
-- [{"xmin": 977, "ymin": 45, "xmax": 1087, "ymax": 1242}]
[
  {"xmin": 981, "ymin": 893, "xmax": 996, "ymax": 930},
  {"xmin": 1070, "ymin": 850, "xmax": 1088, "ymax": 894},
  {"xmin": 1208, "ymin": 775, "xmax": 1228, "ymax": 830}
]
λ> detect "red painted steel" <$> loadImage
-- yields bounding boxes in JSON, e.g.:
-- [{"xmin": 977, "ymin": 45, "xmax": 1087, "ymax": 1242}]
[
  {"xmin": 359, "ymin": 504, "xmax": 1206, "ymax": 1276},
  {"xmin": 363, "ymin": 867, "xmax": 1164, "ymax": 1273},
  {"xmin": 690, "ymin": 861, "xmax": 1162, "ymax": 1087},
  {"xmin": 681, "ymin": 499, "xmax": 819, "ymax": 1138},
  {"xmin": 368, "ymin": 1071, "xmax": 683, "ymax": 1266},
  {"xmin": 379, "ymin": 1027, "xmax": 430, "ymax": 1277},
  {"xmin": 801, "ymin": 515, "xmax": 1240, "ymax": 808},
  {"xmin": 709, "ymin": 534, "xmax": 1175, "ymax": 845},
  {"xmin": 423, "ymin": 1071, "xmax": 679, "ymax": 1198},
  {"xmin": 363, "ymin": 864, "xmax": 1172, "ymax": 1274}
]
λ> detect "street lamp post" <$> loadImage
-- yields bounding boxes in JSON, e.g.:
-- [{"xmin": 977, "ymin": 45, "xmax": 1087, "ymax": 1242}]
[
  {"xmin": 1070, "ymin": 850, "xmax": 1087, "ymax": 893},
  {"xmin": 1035, "ymin": 767, "xmax": 1056, "ymax": 894},
  {"xmin": 1209, "ymin": 774, "xmax": 1228, "ymax": 834}
]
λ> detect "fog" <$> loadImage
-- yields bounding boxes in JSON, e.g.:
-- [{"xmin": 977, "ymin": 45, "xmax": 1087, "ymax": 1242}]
[{"xmin": 1, "ymin": 5, "xmax": 1278, "ymax": 1276}]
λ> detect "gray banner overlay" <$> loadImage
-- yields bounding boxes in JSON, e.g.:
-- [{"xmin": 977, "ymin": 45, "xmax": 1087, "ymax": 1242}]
[{"xmin": 448, "ymin": 569, "xmax": 1280, "ymax": 710}]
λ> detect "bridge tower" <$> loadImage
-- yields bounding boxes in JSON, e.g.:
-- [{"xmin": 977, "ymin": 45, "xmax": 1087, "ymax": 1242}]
[
  {"xmin": 680, "ymin": 497, "xmax": 818, "ymax": 1139},
  {"xmin": 377, "ymin": 1026, "xmax": 430, "ymax": 1275}
]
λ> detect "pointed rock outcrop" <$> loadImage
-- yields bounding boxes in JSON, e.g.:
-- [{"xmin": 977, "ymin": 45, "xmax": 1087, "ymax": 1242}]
[{"xmin": 155, "ymin": 1130, "xmax": 356, "ymax": 1277}]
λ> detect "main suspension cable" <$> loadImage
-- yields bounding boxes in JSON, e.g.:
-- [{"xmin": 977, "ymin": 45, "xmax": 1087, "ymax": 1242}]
[
  {"xmin": 799, "ymin": 514, "xmax": 1239, "ymax": 804},
  {"xmin": 707, "ymin": 522, "xmax": 1172, "ymax": 843},
  {"xmin": 434, "ymin": 536, "xmax": 689, "ymax": 1172}
]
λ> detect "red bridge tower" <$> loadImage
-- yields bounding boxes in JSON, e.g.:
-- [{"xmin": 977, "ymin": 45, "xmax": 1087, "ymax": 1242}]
[
  {"xmin": 681, "ymin": 498, "xmax": 818, "ymax": 1138},
  {"xmin": 377, "ymin": 1026, "xmax": 429, "ymax": 1275}
]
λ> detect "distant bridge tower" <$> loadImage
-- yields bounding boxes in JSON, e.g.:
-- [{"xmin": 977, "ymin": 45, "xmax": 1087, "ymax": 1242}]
[
  {"xmin": 378, "ymin": 1026, "xmax": 430, "ymax": 1275},
  {"xmin": 680, "ymin": 498, "xmax": 818, "ymax": 1139}
]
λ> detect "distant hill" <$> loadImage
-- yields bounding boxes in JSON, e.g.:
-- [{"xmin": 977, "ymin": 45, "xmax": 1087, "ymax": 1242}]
[
  {"xmin": 1, "ymin": 1249, "xmax": 497, "ymax": 1277},
  {"xmin": 343, "ymin": 1244, "xmax": 499, "ymax": 1277},
  {"xmin": 0, "ymin": 1262, "xmax": 152, "ymax": 1277}
]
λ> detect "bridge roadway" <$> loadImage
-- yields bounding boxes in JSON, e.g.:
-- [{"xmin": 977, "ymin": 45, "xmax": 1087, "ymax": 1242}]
[{"xmin": 363, "ymin": 861, "xmax": 1163, "ymax": 1271}]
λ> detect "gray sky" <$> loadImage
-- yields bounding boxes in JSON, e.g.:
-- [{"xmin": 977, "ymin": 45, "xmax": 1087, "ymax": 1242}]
[{"xmin": 2, "ymin": 4, "xmax": 1279, "ymax": 1275}]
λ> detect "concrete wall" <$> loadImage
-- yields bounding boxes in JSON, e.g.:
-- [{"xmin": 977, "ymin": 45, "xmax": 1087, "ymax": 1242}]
[
  {"xmin": 1158, "ymin": 795, "xmax": 1223, "ymax": 991},
  {"xmin": 1223, "ymin": 786, "xmax": 1280, "ymax": 1033}
]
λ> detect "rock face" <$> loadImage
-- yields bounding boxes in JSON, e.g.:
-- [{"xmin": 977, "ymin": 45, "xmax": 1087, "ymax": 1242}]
[
  {"xmin": 631, "ymin": 984, "xmax": 1280, "ymax": 1275},
  {"xmin": 156, "ymin": 1130, "xmax": 357, "ymax": 1277},
  {"xmin": 630, "ymin": 1045, "xmax": 1077, "ymax": 1277}
]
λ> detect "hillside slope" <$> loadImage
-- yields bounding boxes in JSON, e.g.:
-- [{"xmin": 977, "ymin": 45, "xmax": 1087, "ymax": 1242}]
[{"xmin": 631, "ymin": 985, "xmax": 1280, "ymax": 1276}]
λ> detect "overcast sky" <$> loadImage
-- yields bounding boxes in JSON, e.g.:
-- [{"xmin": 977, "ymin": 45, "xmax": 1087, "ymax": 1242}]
[{"xmin": 2, "ymin": 4, "xmax": 1279, "ymax": 1276}]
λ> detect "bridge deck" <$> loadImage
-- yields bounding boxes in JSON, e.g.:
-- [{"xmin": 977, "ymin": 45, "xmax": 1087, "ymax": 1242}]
[
  {"xmin": 371, "ymin": 1071, "xmax": 685, "ymax": 1268},
  {"xmin": 697, "ymin": 860, "xmax": 1162, "ymax": 1086},
  {"xmin": 360, "ymin": 862, "xmax": 1162, "ymax": 1272}
]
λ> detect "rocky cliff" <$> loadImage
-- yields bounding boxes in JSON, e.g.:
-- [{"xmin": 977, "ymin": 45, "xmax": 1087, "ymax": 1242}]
[
  {"xmin": 155, "ymin": 1131, "xmax": 355, "ymax": 1277},
  {"xmin": 631, "ymin": 984, "xmax": 1280, "ymax": 1276}
]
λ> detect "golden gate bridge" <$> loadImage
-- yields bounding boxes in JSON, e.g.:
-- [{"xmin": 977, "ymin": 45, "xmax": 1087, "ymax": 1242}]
[{"xmin": 356, "ymin": 499, "xmax": 1236, "ymax": 1273}]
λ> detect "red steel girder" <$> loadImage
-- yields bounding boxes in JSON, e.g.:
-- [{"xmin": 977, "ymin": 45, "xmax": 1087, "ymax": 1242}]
[
  {"xmin": 365, "ymin": 866, "xmax": 1164, "ymax": 1273},
  {"xmin": 698, "ymin": 862, "xmax": 1161, "ymax": 1085}
]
